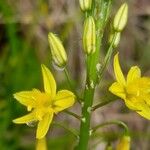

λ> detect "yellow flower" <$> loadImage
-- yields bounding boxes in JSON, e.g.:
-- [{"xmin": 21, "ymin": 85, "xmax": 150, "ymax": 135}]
[
  {"xmin": 13, "ymin": 64, "xmax": 75, "ymax": 139},
  {"xmin": 109, "ymin": 53, "xmax": 150, "ymax": 119},
  {"xmin": 116, "ymin": 135, "xmax": 130, "ymax": 150}
]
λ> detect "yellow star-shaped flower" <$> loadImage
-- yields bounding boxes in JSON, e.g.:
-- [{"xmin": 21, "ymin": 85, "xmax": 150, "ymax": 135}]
[
  {"xmin": 109, "ymin": 53, "xmax": 150, "ymax": 120},
  {"xmin": 13, "ymin": 64, "xmax": 75, "ymax": 139}
]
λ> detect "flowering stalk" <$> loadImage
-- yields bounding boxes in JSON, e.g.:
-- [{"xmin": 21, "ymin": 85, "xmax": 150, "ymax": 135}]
[{"xmin": 77, "ymin": 0, "xmax": 112, "ymax": 149}]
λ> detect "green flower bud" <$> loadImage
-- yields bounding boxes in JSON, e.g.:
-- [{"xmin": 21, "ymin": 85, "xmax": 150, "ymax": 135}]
[
  {"xmin": 109, "ymin": 32, "xmax": 121, "ymax": 48},
  {"xmin": 83, "ymin": 16, "xmax": 96, "ymax": 55},
  {"xmin": 116, "ymin": 135, "xmax": 130, "ymax": 150},
  {"xmin": 48, "ymin": 32, "xmax": 67, "ymax": 68},
  {"xmin": 113, "ymin": 3, "xmax": 128, "ymax": 32},
  {"xmin": 79, "ymin": 0, "xmax": 92, "ymax": 11}
]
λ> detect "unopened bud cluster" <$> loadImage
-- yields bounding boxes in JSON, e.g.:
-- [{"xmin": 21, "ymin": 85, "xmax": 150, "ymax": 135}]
[
  {"xmin": 48, "ymin": 32, "xmax": 67, "ymax": 68},
  {"xmin": 83, "ymin": 16, "xmax": 96, "ymax": 55},
  {"xmin": 79, "ymin": 0, "xmax": 92, "ymax": 11}
]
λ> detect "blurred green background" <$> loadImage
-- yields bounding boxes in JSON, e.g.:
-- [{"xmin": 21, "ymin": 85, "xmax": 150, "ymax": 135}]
[{"xmin": 0, "ymin": 0, "xmax": 150, "ymax": 149}]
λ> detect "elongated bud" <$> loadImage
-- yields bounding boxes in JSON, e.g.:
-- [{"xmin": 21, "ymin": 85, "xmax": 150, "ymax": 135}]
[
  {"xmin": 48, "ymin": 32, "xmax": 67, "ymax": 68},
  {"xmin": 116, "ymin": 135, "xmax": 130, "ymax": 150},
  {"xmin": 83, "ymin": 16, "xmax": 96, "ymax": 55},
  {"xmin": 36, "ymin": 137, "xmax": 47, "ymax": 150},
  {"xmin": 79, "ymin": 0, "xmax": 92, "ymax": 11},
  {"xmin": 113, "ymin": 3, "xmax": 128, "ymax": 32},
  {"xmin": 109, "ymin": 32, "xmax": 121, "ymax": 48}
]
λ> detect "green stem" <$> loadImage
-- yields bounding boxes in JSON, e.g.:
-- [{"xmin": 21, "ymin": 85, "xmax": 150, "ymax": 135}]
[
  {"xmin": 92, "ymin": 120, "xmax": 129, "ymax": 135},
  {"xmin": 77, "ymin": 1, "xmax": 112, "ymax": 149},
  {"xmin": 77, "ymin": 87, "xmax": 95, "ymax": 150},
  {"xmin": 64, "ymin": 110, "xmax": 81, "ymax": 121},
  {"xmin": 53, "ymin": 122, "xmax": 79, "ymax": 138},
  {"xmin": 64, "ymin": 68, "xmax": 73, "ymax": 91},
  {"xmin": 98, "ymin": 32, "xmax": 118, "ymax": 83},
  {"xmin": 92, "ymin": 99, "xmax": 117, "ymax": 111},
  {"xmin": 64, "ymin": 68, "xmax": 81, "ymax": 103},
  {"xmin": 77, "ymin": 10, "xmax": 102, "ymax": 150}
]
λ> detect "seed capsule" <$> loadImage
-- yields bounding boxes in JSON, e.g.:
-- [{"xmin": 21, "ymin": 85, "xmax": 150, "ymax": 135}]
[
  {"xmin": 83, "ymin": 16, "xmax": 96, "ymax": 55},
  {"xmin": 113, "ymin": 3, "xmax": 128, "ymax": 31},
  {"xmin": 48, "ymin": 33, "xmax": 67, "ymax": 68}
]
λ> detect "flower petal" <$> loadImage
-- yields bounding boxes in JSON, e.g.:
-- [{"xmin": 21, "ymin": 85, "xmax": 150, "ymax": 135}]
[
  {"xmin": 36, "ymin": 137, "xmax": 47, "ymax": 150},
  {"xmin": 136, "ymin": 102, "xmax": 150, "ymax": 120},
  {"xmin": 53, "ymin": 90, "xmax": 75, "ymax": 112},
  {"xmin": 114, "ymin": 53, "xmax": 126, "ymax": 86},
  {"xmin": 13, "ymin": 89, "xmax": 41, "ymax": 108},
  {"xmin": 109, "ymin": 82, "xmax": 126, "ymax": 99},
  {"xmin": 127, "ymin": 66, "xmax": 141, "ymax": 84},
  {"xmin": 124, "ymin": 97, "xmax": 150, "ymax": 120},
  {"xmin": 41, "ymin": 64, "xmax": 56, "ymax": 98},
  {"xmin": 124, "ymin": 98, "xmax": 141, "ymax": 111},
  {"xmin": 36, "ymin": 113, "xmax": 53, "ymax": 139},
  {"xmin": 13, "ymin": 112, "xmax": 36, "ymax": 124}
]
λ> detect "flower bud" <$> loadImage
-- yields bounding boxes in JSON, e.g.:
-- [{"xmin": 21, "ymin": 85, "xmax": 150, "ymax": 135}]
[
  {"xmin": 48, "ymin": 32, "xmax": 67, "ymax": 68},
  {"xmin": 113, "ymin": 3, "xmax": 128, "ymax": 32},
  {"xmin": 36, "ymin": 137, "xmax": 47, "ymax": 150},
  {"xmin": 109, "ymin": 32, "xmax": 121, "ymax": 48},
  {"xmin": 83, "ymin": 16, "xmax": 96, "ymax": 55},
  {"xmin": 116, "ymin": 135, "xmax": 130, "ymax": 150},
  {"xmin": 79, "ymin": 0, "xmax": 92, "ymax": 11}
]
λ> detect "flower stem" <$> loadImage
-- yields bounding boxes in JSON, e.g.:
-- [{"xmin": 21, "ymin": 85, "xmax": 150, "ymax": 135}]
[
  {"xmin": 64, "ymin": 68, "xmax": 81, "ymax": 103},
  {"xmin": 92, "ymin": 99, "xmax": 117, "ymax": 111},
  {"xmin": 64, "ymin": 110, "xmax": 81, "ymax": 121},
  {"xmin": 98, "ymin": 32, "xmax": 118, "ymax": 83},
  {"xmin": 91, "ymin": 120, "xmax": 129, "ymax": 135},
  {"xmin": 53, "ymin": 122, "xmax": 79, "ymax": 138}
]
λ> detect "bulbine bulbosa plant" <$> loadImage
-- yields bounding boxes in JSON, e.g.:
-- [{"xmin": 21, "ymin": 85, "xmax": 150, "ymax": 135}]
[{"xmin": 13, "ymin": 0, "xmax": 150, "ymax": 150}]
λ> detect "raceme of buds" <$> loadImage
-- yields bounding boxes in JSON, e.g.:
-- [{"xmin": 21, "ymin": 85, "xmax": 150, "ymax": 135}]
[
  {"xmin": 116, "ymin": 135, "xmax": 130, "ymax": 150},
  {"xmin": 113, "ymin": 3, "xmax": 128, "ymax": 32},
  {"xmin": 109, "ymin": 32, "xmax": 121, "ymax": 48},
  {"xmin": 79, "ymin": 0, "xmax": 92, "ymax": 11},
  {"xmin": 48, "ymin": 32, "xmax": 67, "ymax": 68},
  {"xmin": 83, "ymin": 16, "xmax": 96, "ymax": 55}
]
